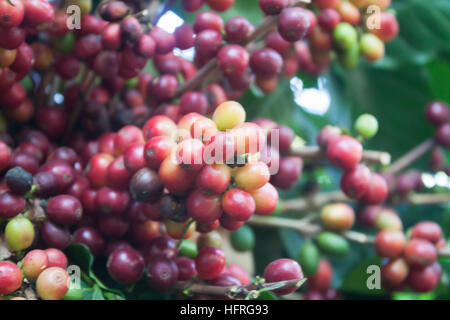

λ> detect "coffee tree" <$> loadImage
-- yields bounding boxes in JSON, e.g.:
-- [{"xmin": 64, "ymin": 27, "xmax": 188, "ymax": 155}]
[{"xmin": 0, "ymin": 0, "xmax": 449, "ymax": 301}]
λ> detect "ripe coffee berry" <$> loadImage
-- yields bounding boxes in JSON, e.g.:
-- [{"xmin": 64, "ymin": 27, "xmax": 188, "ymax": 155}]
[
  {"xmin": 147, "ymin": 258, "xmax": 179, "ymax": 291},
  {"xmin": 195, "ymin": 246, "xmax": 226, "ymax": 280},
  {"xmin": 193, "ymin": 11, "xmax": 224, "ymax": 33},
  {"xmin": 250, "ymin": 182, "xmax": 279, "ymax": 215},
  {"xmin": 308, "ymin": 259, "xmax": 332, "ymax": 292},
  {"xmin": 45, "ymin": 248, "xmax": 68, "ymax": 269},
  {"xmin": 40, "ymin": 221, "xmax": 71, "ymax": 250},
  {"xmin": 361, "ymin": 173, "xmax": 388, "ymax": 205},
  {"xmin": 425, "ymin": 101, "xmax": 449, "ymax": 126},
  {"xmin": 340, "ymin": 164, "xmax": 371, "ymax": 199},
  {"xmin": 107, "ymin": 248, "xmax": 145, "ymax": 284},
  {"xmin": 222, "ymin": 188, "xmax": 256, "ymax": 221},
  {"xmin": 46, "ymin": 195, "xmax": 83, "ymax": 226},
  {"xmin": 374, "ymin": 230, "xmax": 406, "ymax": 259},
  {"xmin": 225, "ymin": 17, "xmax": 254, "ymax": 42},
  {"xmin": 435, "ymin": 123, "xmax": 450, "ymax": 148},
  {"xmin": 326, "ymin": 135, "xmax": 362, "ymax": 170},
  {"xmin": 22, "ymin": 249, "xmax": 49, "ymax": 281},
  {"xmin": 36, "ymin": 267, "xmax": 70, "ymax": 300},
  {"xmin": 264, "ymin": 259, "xmax": 303, "ymax": 295},
  {"xmin": 73, "ymin": 227, "xmax": 105, "ymax": 256},
  {"xmin": 0, "ymin": 261, "xmax": 23, "ymax": 294},
  {"xmin": 403, "ymin": 239, "xmax": 437, "ymax": 268},
  {"xmin": 175, "ymin": 257, "xmax": 197, "ymax": 281},
  {"xmin": 271, "ymin": 156, "xmax": 303, "ymax": 190},
  {"xmin": 407, "ymin": 262, "xmax": 441, "ymax": 293},
  {"xmin": 187, "ymin": 189, "xmax": 223, "ymax": 224},
  {"xmin": 277, "ymin": 7, "xmax": 311, "ymax": 42},
  {"xmin": 144, "ymin": 236, "xmax": 177, "ymax": 261},
  {"xmin": 218, "ymin": 45, "xmax": 249, "ymax": 77},
  {"xmin": 381, "ymin": 258, "xmax": 409, "ymax": 288},
  {"xmin": 410, "ymin": 221, "xmax": 442, "ymax": 244},
  {"xmin": 259, "ymin": 0, "xmax": 288, "ymax": 15}
]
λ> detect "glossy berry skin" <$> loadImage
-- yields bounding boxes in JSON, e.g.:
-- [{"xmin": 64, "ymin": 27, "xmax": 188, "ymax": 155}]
[
  {"xmin": 147, "ymin": 258, "xmax": 179, "ymax": 290},
  {"xmin": 277, "ymin": 7, "xmax": 311, "ymax": 42},
  {"xmin": 435, "ymin": 123, "xmax": 450, "ymax": 148},
  {"xmin": 114, "ymin": 126, "xmax": 144, "ymax": 157},
  {"xmin": 175, "ymin": 257, "xmax": 197, "ymax": 281},
  {"xmin": 194, "ymin": 29, "xmax": 223, "ymax": 61},
  {"xmin": 271, "ymin": 156, "xmax": 303, "ymax": 190},
  {"xmin": 320, "ymin": 203, "xmax": 355, "ymax": 231},
  {"xmin": 196, "ymin": 164, "xmax": 231, "ymax": 194},
  {"xmin": 410, "ymin": 221, "xmax": 442, "ymax": 244},
  {"xmin": 225, "ymin": 17, "xmax": 253, "ymax": 43},
  {"xmin": 193, "ymin": 11, "xmax": 224, "ymax": 33},
  {"xmin": 98, "ymin": 214, "xmax": 129, "ymax": 238},
  {"xmin": 107, "ymin": 156, "xmax": 132, "ymax": 190},
  {"xmin": 73, "ymin": 227, "xmax": 105, "ymax": 256},
  {"xmin": 36, "ymin": 267, "xmax": 70, "ymax": 300},
  {"xmin": 40, "ymin": 221, "xmax": 71, "ymax": 250},
  {"xmin": 129, "ymin": 168, "xmax": 163, "ymax": 202},
  {"xmin": 407, "ymin": 262, "xmax": 441, "ymax": 293},
  {"xmin": 0, "ymin": 0, "xmax": 24, "ymax": 28},
  {"xmin": 144, "ymin": 136, "xmax": 175, "ymax": 169},
  {"xmin": 0, "ymin": 192, "xmax": 26, "ymax": 219},
  {"xmin": 425, "ymin": 101, "xmax": 449, "ymax": 126},
  {"xmin": 222, "ymin": 188, "xmax": 256, "ymax": 221},
  {"xmin": 250, "ymin": 182, "xmax": 279, "ymax": 215},
  {"xmin": 217, "ymin": 45, "xmax": 249, "ymax": 77},
  {"xmin": 144, "ymin": 236, "xmax": 177, "ymax": 261},
  {"xmin": 259, "ymin": 0, "xmax": 288, "ymax": 15},
  {"xmin": 206, "ymin": 0, "xmax": 234, "ymax": 11},
  {"xmin": 107, "ymin": 248, "xmax": 145, "ymax": 284},
  {"xmin": 232, "ymin": 122, "xmax": 266, "ymax": 155},
  {"xmin": 143, "ymin": 115, "xmax": 177, "ymax": 141},
  {"xmin": 181, "ymin": 0, "xmax": 204, "ymax": 12},
  {"xmin": 174, "ymin": 24, "xmax": 195, "ymax": 50},
  {"xmin": 123, "ymin": 144, "xmax": 146, "ymax": 174},
  {"xmin": 86, "ymin": 153, "xmax": 114, "ymax": 188},
  {"xmin": 0, "ymin": 261, "xmax": 23, "ymax": 294},
  {"xmin": 45, "ymin": 248, "xmax": 68, "ymax": 269},
  {"xmin": 195, "ymin": 246, "xmax": 226, "ymax": 280},
  {"xmin": 250, "ymin": 48, "xmax": 283, "ymax": 78},
  {"xmin": 22, "ymin": 0, "xmax": 55, "ymax": 29},
  {"xmin": 369, "ymin": 12, "xmax": 398, "ymax": 42},
  {"xmin": 159, "ymin": 157, "xmax": 196, "ymax": 194},
  {"xmin": 381, "ymin": 258, "xmax": 409, "ymax": 288},
  {"xmin": 361, "ymin": 173, "xmax": 388, "ymax": 205},
  {"xmin": 22, "ymin": 249, "xmax": 49, "ymax": 281},
  {"xmin": 180, "ymin": 91, "xmax": 209, "ymax": 115},
  {"xmin": 187, "ymin": 189, "xmax": 223, "ymax": 224},
  {"xmin": 318, "ymin": 8, "xmax": 341, "ymax": 32},
  {"xmin": 0, "ymin": 141, "xmax": 11, "ymax": 172},
  {"xmin": 404, "ymin": 239, "xmax": 437, "ymax": 268},
  {"xmin": 308, "ymin": 259, "xmax": 332, "ymax": 292},
  {"xmin": 264, "ymin": 259, "xmax": 303, "ymax": 295},
  {"xmin": 374, "ymin": 230, "xmax": 406, "ymax": 259},
  {"xmin": 326, "ymin": 135, "xmax": 362, "ymax": 170},
  {"xmin": 340, "ymin": 164, "xmax": 371, "ymax": 199},
  {"xmin": 234, "ymin": 161, "xmax": 270, "ymax": 192},
  {"xmin": 46, "ymin": 195, "xmax": 83, "ymax": 226}
]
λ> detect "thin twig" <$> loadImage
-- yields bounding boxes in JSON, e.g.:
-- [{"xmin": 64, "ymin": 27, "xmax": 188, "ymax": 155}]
[
  {"xmin": 289, "ymin": 146, "xmax": 391, "ymax": 165},
  {"xmin": 384, "ymin": 138, "xmax": 435, "ymax": 175}
]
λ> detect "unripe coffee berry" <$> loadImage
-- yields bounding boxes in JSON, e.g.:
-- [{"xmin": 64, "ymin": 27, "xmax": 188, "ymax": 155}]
[
  {"xmin": 320, "ymin": 203, "xmax": 355, "ymax": 231},
  {"xmin": 354, "ymin": 113, "xmax": 379, "ymax": 139}
]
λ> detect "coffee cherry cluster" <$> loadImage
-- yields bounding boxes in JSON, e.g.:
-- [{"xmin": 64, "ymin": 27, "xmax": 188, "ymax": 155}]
[
  {"xmin": 375, "ymin": 221, "xmax": 444, "ymax": 293},
  {"xmin": 0, "ymin": 248, "xmax": 70, "ymax": 300}
]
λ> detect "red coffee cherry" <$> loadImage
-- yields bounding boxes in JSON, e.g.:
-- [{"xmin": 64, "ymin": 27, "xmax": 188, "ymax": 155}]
[
  {"xmin": 193, "ymin": 11, "xmax": 224, "ymax": 33},
  {"xmin": 326, "ymin": 135, "xmax": 362, "ymax": 170},
  {"xmin": 308, "ymin": 259, "xmax": 332, "ymax": 292},
  {"xmin": 206, "ymin": 0, "xmax": 234, "ymax": 12},
  {"xmin": 147, "ymin": 258, "xmax": 179, "ymax": 290},
  {"xmin": 407, "ymin": 262, "xmax": 441, "ymax": 293},
  {"xmin": 250, "ymin": 48, "xmax": 283, "ymax": 78},
  {"xmin": 0, "ymin": 261, "xmax": 23, "ymax": 294},
  {"xmin": 195, "ymin": 246, "xmax": 226, "ymax": 280},
  {"xmin": 86, "ymin": 153, "xmax": 114, "ymax": 188},
  {"xmin": 410, "ymin": 221, "xmax": 443, "ymax": 244},
  {"xmin": 181, "ymin": 0, "xmax": 204, "ymax": 12},
  {"xmin": 277, "ymin": 7, "xmax": 311, "ymax": 42},
  {"xmin": 259, "ymin": 0, "xmax": 288, "ymax": 15},
  {"xmin": 425, "ymin": 101, "xmax": 449, "ymax": 126},
  {"xmin": 381, "ymin": 258, "xmax": 409, "ymax": 288},
  {"xmin": 340, "ymin": 164, "xmax": 371, "ymax": 199},
  {"xmin": 0, "ymin": 0, "xmax": 24, "ymax": 28},
  {"xmin": 435, "ymin": 123, "xmax": 450, "ymax": 148},
  {"xmin": 222, "ymin": 188, "xmax": 256, "ymax": 221},
  {"xmin": 318, "ymin": 8, "xmax": 341, "ymax": 32},
  {"xmin": 143, "ymin": 115, "xmax": 177, "ymax": 141},
  {"xmin": 374, "ymin": 230, "xmax": 406, "ymax": 259},
  {"xmin": 46, "ymin": 195, "xmax": 83, "ymax": 226},
  {"xmin": 249, "ymin": 182, "xmax": 279, "ymax": 216},
  {"xmin": 225, "ymin": 17, "xmax": 253, "ymax": 42},
  {"xmin": 187, "ymin": 189, "xmax": 223, "ymax": 224},
  {"xmin": 369, "ymin": 12, "xmax": 398, "ymax": 42},
  {"xmin": 264, "ymin": 258, "xmax": 303, "ymax": 295},
  {"xmin": 144, "ymin": 236, "xmax": 177, "ymax": 261},
  {"xmin": 22, "ymin": 0, "xmax": 55, "ymax": 29},
  {"xmin": 175, "ymin": 257, "xmax": 197, "ymax": 281},
  {"xmin": 107, "ymin": 248, "xmax": 145, "ymax": 284},
  {"xmin": 218, "ymin": 45, "xmax": 249, "ymax": 77},
  {"xmin": 361, "ymin": 173, "xmax": 388, "ymax": 205},
  {"xmin": 40, "ymin": 221, "xmax": 71, "ymax": 250},
  {"xmin": 73, "ymin": 227, "xmax": 105, "ymax": 256},
  {"xmin": 271, "ymin": 156, "xmax": 303, "ymax": 190},
  {"xmin": 45, "ymin": 248, "xmax": 68, "ymax": 269},
  {"xmin": 22, "ymin": 249, "xmax": 49, "ymax": 280},
  {"xmin": 0, "ymin": 192, "xmax": 26, "ymax": 219},
  {"xmin": 404, "ymin": 239, "xmax": 437, "ymax": 268}
]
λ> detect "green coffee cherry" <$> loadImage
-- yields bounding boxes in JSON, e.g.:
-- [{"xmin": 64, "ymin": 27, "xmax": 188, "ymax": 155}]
[
  {"xmin": 5, "ymin": 215, "xmax": 35, "ymax": 252},
  {"xmin": 360, "ymin": 33, "xmax": 385, "ymax": 62},
  {"xmin": 125, "ymin": 78, "xmax": 139, "ymax": 88},
  {"xmin": 338, "ymin": 43, "xmax": 360, "ymax": 69},
  {"xmin": 298, "ymin": 241, "xmax": 320, "ymax": 276},
  {"xmin": 53, "ymin": 32, "xmax": 76, "ymax": 53},
  {"xmin": 355, "ymin": 113, "xmax": 379, "ymax": 139},
  {"xmin": 230, "ymin": 225, "xmax": 255, "ymax": 252},
  {"xmin": 178, "ymin": 239, "xmax": 198, "ymax": 259},
  {"xmin": 316, "ymin": 232, "xmax": 349, "ymax": 256},
  {"xmin": 20, "ymin": 76, "xmax": 34, "ymax": 95},
  {"xmin": 333, "ymin": 23, "xmax": 358, "ymax": 51}
]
